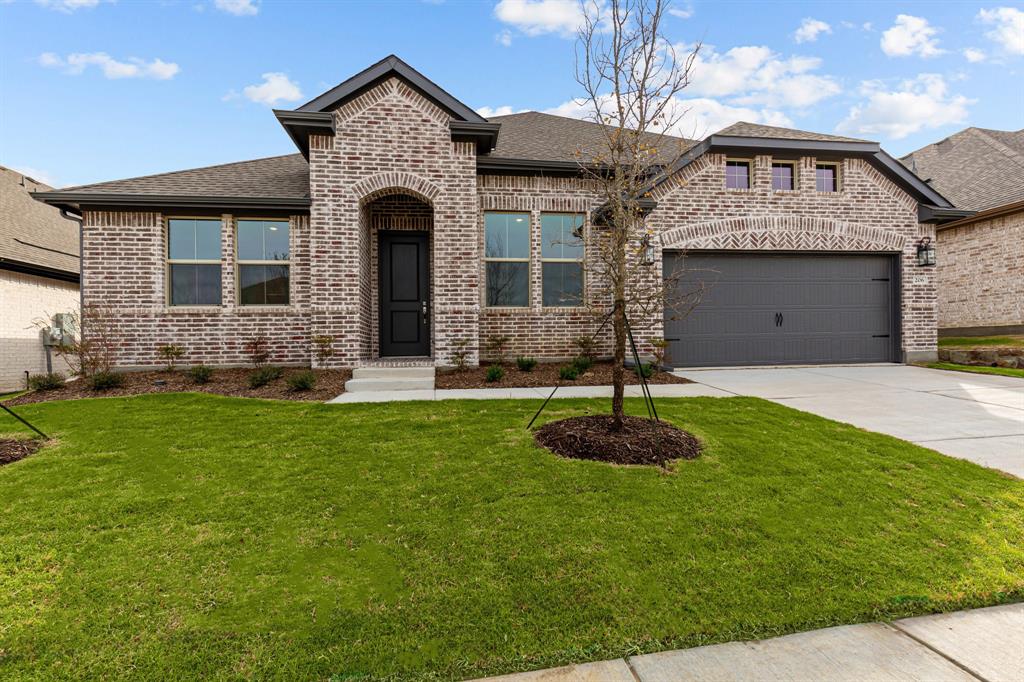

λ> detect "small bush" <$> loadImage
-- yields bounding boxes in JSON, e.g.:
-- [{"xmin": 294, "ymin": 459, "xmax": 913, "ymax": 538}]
[
  {"xmin": 650, "ymin": 337, "xmax": 669, "ymax": 369},
  {"xmin": 450, "ymin": 338, "xmax": 472, "ymax": 371},
  {"xmin": 248, "ymin": 365, "xmax": 283, "ymax": 388},
  {"xmin": 485, "ymin": 365, "xmax": 504, "ymax": 383},
  {"xmin": 89, "ymin": 371, "xmax": 124, "ymax": 391},
  {"xmin": 311, "ymin": 335, "xmax": 334, "ymax": 364},
  {"xmin": 559, "ymin": 365, "xmax": 579, "ymax": 381},
  {"xmin": 157, "ymin": 343, "xmax": 185, "ymax": 372},
  {"xmin": 516, "ymin": 356, "xmax": 537, "ymax": 372},
  {"xmin": 27, "ymin": 372, "xmax": 65, "ymax": 391},
  {"xmin": 637, "ymin": 362, "xmax": 655, "ymax": 379},
  {"xmin": 574, "ymin": 335, "xmax": 598, "ymax": 361},
  {"xmin": 572, "ymin": 355, "xmax": 593, "ymax": 373},
  {"xmin": 188, "ymin": 365, "xmax": 213, "ymax": 384},
  {"xmin": 486, "ymin": 335, "xmax": 510, "ymax": 364},
  {"xmin": 287, "ymin": 370, "xmax": 317, "ymax": 392},
  {"xmin": 243, "ymin": 334, "xmax": 270, "ymax": 368}
]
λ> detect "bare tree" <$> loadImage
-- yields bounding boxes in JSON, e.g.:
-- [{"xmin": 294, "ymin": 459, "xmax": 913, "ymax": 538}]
[{"xmin": 574, "ymin": 0, "xmax": 701, "ymax": 429}]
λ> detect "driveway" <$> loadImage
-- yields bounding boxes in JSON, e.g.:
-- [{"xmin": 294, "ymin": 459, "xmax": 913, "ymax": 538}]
[{"xmin": 673, "ymin": 365, "xmax": 1024, "ymax": 477}]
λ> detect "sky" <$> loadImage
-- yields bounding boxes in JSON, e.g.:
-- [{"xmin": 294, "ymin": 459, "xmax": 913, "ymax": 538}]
[{"xmin": 0, "ymin": 0, "xmax": 1022, "ymax": 189}]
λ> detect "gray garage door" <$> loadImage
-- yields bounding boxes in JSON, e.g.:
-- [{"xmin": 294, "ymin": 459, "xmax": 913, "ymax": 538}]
[{"xmin": 663, "ymin": 253, "xmax": 897, "ymax": 367}]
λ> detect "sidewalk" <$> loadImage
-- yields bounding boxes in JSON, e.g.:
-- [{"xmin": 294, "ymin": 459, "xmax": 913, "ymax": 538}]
[
  {"xmin": 476, "ymin": 602, "xmax": 1023, "ymax": 681},
  {"xmin": 328, "ymin": 382, "xmax": 731, "ymax": 403}
]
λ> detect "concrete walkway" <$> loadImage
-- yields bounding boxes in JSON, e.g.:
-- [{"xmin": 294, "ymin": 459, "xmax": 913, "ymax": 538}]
[
  {"xmin": 477, "ymin": 602, "xmax": 1023, "ymax": 682},
  {"xmin": 674, "ymin": 365, "xmax": 1024, "ymax": 477},
  {"xmin": 328, "ymin": 382, "xmax": 732, "ymax": 403}
]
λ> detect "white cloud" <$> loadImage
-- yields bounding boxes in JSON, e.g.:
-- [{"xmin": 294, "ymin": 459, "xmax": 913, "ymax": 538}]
[
  {"xmin": 38, "ymin": 52, "xmax": 180, "ymax": 80},
  {"xmin": 495, "ymin": 30, "xmax": 513, "ymax": 47},
  {"xmin": 794, "ymin": 18, "xmax": 831, "ymax": 43},
  {"xmin": 668, "ymin": 5, "xmax": 693, "ymax": 19},
  {"xmin": 242, "ymin": 72, "xmax": 302, "ymax": 106},
  {"xmin": 494, "ymin": 0, "xmax": 588, "ymax": 37},
  {"xmin": 963, "ymin": 47, "xmax": 987, "ymax": 63},
  {"xmin": 978, "ymin": 7, "xmax": 1024, "ymax": 55},
  {"xmin": 880, "ymin": 15, "xmax": 945, "ymax": 57},
  {"xmin": 33, "ymin": 0, "xmax": 107, "ymax": 12},
  {"xmin": 214, "ymin": 0, "xmax": 257, "ymax": 15},
  {"xmin": 476, "ymin": 105, "xmax": 529, "ymax": 118},
  {"xmin": 685, "ymin": 44, "xmax": 841, "ymax": 108},
  {"xmin": 837, "ymin": 74, "xmax": 973, "ymax": 139}
]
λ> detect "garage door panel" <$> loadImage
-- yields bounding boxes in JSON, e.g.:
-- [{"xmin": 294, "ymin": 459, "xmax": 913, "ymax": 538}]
[{"xmin": 664, "ymin": 253, "xmax": 896, "ymax": 367}]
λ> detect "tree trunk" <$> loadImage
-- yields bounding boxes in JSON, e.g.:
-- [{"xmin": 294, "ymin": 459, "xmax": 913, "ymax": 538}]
[{"xmin": 611, "ymin": 296, "xmax": 626, "ymax": 430}]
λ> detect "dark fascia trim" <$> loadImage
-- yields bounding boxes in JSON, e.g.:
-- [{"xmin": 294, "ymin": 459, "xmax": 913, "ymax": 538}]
[
  {"xmin": 274, "ymin": 110, "xmax": 335, "ymax": 159},
  {"xmin": 32, "ymin": 191, "xmax": 311, "ymax": 212},
  {"xmin": 476, "ymin": 156, "xmax": 605, "ymax": 176},
  {"xmin": 935, "ymin": 198, "xmax": 1024, "ymax": 230},
  {"xmin": 709, "ymin": 135, "xmax": 880, "ymax": 155},
  {"xmin": 869, "ymin": 150, "xmax": 954, "ymax": 208},
  {"xmin": 0, "ymin": 257, "xmax": 80, "ymax": 283},
  {"xmin": 297, "ymin": 54, "xmax": 486, "ymax": 123},
  {"xmin": 450, "ymin": 121, "xmax": 501, "ymax": 154},
  {"xmin": 919, "ymin": 204, "xmax": 977, "ymax": 225}
]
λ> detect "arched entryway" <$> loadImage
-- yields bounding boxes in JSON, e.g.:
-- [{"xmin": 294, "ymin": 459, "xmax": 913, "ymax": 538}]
[{"xmin": 360, "ymin": 192, "xmax": 434, "ymax": 358}]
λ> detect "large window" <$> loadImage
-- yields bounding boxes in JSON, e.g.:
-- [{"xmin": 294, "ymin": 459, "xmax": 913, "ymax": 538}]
[
  {"xmin": 771, "ymin": 162, "xmax": 796, "ymax": 191},
  {"xmin": 816, "ymin": 163, "xmax": 840, "ymax": 192},
  {"xmin": 725, "ymin": 159, "xmax": 751, "ymax": 189},
  {"xmin": 167, "ymin": 218, "xmax": 222, "ymax": 306},
  {"xmin": 484, "ymin": 212, "xmax": 530, "ymax": 307},
  {"xmin": 237, "ymin": 219, "xmax": 290, "ymax": 305},
  {"xmin": 541, "ymin": 213, "xmax": 584, "ymax": 307}
]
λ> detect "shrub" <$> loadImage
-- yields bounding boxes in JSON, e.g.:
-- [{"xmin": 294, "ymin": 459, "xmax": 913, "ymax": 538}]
[
  {"xmin": 287, "ymin": 370, "xmax": 317, "ymax": 391},
  {"xmin": 485, "ymin": 365, "xmax": 504, "ymax": 383},
  {"xmin": 650, "ymin": 337, "xmax": 669, "ymax": 369},
  {"xmin": 188, "ymin": 365, "xmax": 213, "ymax": 384},
  {"xmin": 516, "ymin": 356, "xmax": 537, "ymax": 372},
  {"xmin": 572, "ymin": 355, "xmax": 593, "ymax": 373},
  {"xmin": 450, "ymin": 338, "xmax": 471, "ymax": 371},
  {"xmin": 89, "ymin": 371, "xmax": 124, "ymax": 391},
  {"xmin": 27, "ymin": 372, "xmax": 65, "ymax": 391},
  {"xmin": 248, "ymin": 366, "xmax": 283, "ymax": 388},
  {"xmin": 636, "ymin": 362, "xmax": 655, "ymax": 379},
  {"xmin": 559, "ymin": 365, "xmax": 579, "ymax": 381},
  {"xmin": 312, "ymin": 335, "xmax": 335, "ymax": 364},
  {"xmin": 243, "ymin": 334, "xmax": 270, "ymax": 368},
  {"xmin": 574, "ymin": 335, "xmax": 598, "ymax": 361},
  {"xmin": 157, "ymin": 343, "xmax": 185, "ymax": 372},
  {"xmin": 486, "ymin": 335, "xmax": 510, "ymax": 364}
]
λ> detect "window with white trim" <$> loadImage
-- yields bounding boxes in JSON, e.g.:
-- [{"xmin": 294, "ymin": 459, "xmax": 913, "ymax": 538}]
[
  {"xmin": 815, "ymin": 163, "xmax": 840, "ymax": 192},
  {"xmin": 167, "ymin": 218, "xmax": 222, "ymax": 306},
  {"xmin": 237, "ymin": 219, "xmax": 290, "ymax": 305},
  {"xmin": 484, "ymin": 212, "xmax": 530, "ymax": 307},
  {"xmin": 725, "ymin": 159, "xmax": 751, "ymax": 189},
  {"xmin": 540, "ymin": 213, "xmax": 584, "ymax": 307}
]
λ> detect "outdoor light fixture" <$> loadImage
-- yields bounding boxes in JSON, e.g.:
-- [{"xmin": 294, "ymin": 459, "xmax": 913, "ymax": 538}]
[
  {"xmin": 916, "ymin": 237, "xmax": 936, "ymax": 267},
  {"xmin": 640, "ymin": 233, "xmax": 655, "ymax": 265}
]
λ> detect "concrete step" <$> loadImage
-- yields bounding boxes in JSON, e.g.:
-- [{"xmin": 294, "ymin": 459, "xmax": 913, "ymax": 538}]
[
  {"xmin": 344, "ymin": 377, "xmax": 435, "ymax": 392},
  {"xmin": 352, "ymin": 366, "xmax": 435, "ymax": 379}
]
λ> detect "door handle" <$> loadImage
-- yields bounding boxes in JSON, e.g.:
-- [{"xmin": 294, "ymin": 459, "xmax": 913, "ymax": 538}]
[
  {"xmin": 421, "ymin": 300, "xmax": 428, "ymax": 324},
  {"xmin": 779, "ymin": 313, "xmax": 783, "ymax": 327}
]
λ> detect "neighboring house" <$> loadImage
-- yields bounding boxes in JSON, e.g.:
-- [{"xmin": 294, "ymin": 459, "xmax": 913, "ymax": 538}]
[
  {"xmin": 902, "ymin": 128, "xmax": 1024, "ymax": 336},
  {"xmin": 34, "ymin": 55, "xmax": 958, "ymax": 370},
  {"xmin": 1, "ymin": 166, "xmax": 80, "ymax": 391}
]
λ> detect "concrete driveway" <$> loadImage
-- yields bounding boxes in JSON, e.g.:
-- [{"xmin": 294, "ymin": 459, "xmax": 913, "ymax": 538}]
[{"xmin": 673, "ymin": 365, "xmax": 1024, "ymax": 477}]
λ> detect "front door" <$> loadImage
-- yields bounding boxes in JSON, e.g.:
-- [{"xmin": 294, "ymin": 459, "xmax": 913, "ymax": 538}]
[{"xmin": 379, "ymin": 231, "xmax": 430, "ymax": 356}]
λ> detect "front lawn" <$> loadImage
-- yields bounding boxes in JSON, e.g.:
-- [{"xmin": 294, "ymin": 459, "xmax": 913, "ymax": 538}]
[
  {"xmin": 939, "ymin": 335, "xmax": 1024, "ymax": 348},
  {"xmin": 926, "ymin": 362, "xmax": 1024, "ymax": 379},
  {"xmin": 1, "ymin": 395, "xmax": 1022, "ymax": 680}
]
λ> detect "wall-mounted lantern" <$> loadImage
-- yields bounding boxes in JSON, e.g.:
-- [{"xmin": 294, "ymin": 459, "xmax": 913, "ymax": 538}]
[
  {"xmin": 640, "ymin": 233, "xmax": 655, "ymax": 265},
  {"xmin": 916, "ymin": 237, "xmax": 936, "ymax": 267}
]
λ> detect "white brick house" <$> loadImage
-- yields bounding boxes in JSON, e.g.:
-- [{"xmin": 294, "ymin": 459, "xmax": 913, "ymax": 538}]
[
  {"xmin": 34, "ymin": 56, "xmax": 962, "ymax": 370},
  {"xmin": 1, "ymin": 166, "xmax": 80, "ymax": 391}
]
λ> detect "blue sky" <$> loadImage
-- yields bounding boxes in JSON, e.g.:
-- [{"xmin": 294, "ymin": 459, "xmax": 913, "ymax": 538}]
[{"xmin": 1, "ymin": 0, "xmax": 1021, "ymax": 188}]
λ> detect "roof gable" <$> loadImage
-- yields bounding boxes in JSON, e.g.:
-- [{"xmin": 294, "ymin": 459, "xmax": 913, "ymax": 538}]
[
  {"xmin": 1, "ymin": 166, "xmax": 80, "ymax": 278},
  {"xmin": 297, "ymin": 55, "xmax": 486, "ymax": 123}
]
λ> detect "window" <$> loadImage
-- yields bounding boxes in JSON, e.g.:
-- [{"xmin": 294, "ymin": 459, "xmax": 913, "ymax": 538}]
[
  {"xmin": 484, "ymin": 212, "xmax": 530, "ymax": 307},
  {"xmin": 237, "ymin": 219, "xmax": 290, "ymax": 305},
  {"xmin": 816, "ymin": 163, "xmax": 839, "ymax": 192},
  {"xmin": 167, "ymin": 218, "xmax": 222, "ymax": 306},
  {"xmin": 541, "ymin": 213, "xmax": 584, "ymax": 307},
  {"xmin": 725, "ymin": 160, "xmax": 751, "ymax": 189},
  {"xmin": 771, "ymin": 162, "xmax": 796, "ymax": 191}
]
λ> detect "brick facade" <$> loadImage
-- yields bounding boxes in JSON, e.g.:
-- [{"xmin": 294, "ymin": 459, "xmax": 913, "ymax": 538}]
[
  {"xmin": 77, "ymin": 81, "xmax": 940, "ymax": 370},
  {"xmin": 936, "ymin": 208, "xmax": 1024, "ymax": 332}
]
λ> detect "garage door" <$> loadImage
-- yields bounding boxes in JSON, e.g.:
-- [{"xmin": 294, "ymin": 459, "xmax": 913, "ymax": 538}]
[{"xmin": 663, "ymin": 253, "xmax": 897, "ymax": 367}]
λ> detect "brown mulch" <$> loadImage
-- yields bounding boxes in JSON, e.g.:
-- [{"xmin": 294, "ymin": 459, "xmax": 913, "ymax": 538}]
[
  {"xmin": 534, "ymin": 415, "xmax": 701, "ymax": 467},
  {"xmin": 2, "ymin": 368, "xmax": 352, "ymax": 407},
  {"xmin": 436, "ymin": 360, "xmax": 691, "ymax": 389},
  {"xmin": 0, "ymin": 438, "xmax": 44, "ymax": 466}
]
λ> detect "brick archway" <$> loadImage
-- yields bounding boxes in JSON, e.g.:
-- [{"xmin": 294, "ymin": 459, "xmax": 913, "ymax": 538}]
[
  {"xmin": 660, "ymin": 215, "xmax": 906, "ymax": 252},
  {"xmin": 352, "ymin": 172, "xmax": 441, "ymax": 206}
]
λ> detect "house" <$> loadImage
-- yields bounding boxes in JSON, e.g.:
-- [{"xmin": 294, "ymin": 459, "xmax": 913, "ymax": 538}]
[
  {"xmin": 33, "ymin": 55, "xmax": 959, "ymax": 371},
  {"xmin": 902, "ymin": 128, "xmax": 1024, "ymax": 337},
  {"xmin": 1, "ymin": 166, "xmax": 80, "ymax": 391}
]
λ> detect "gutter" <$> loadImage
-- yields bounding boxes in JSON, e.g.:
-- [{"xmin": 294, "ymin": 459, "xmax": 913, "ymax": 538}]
[
  {"xmin": 0, "ymin": 258, "xmax": 80, "ymax": 284},
  {"xmin": 32, "ymin": 191, "xmax": 311, "ymax": 212},
  {"xmin": 934, "ymin": 198, "xmax": 1024, "ymax": 230}
]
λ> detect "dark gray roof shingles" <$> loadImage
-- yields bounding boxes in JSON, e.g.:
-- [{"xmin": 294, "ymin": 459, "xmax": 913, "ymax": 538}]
[
  {"xmin": 714, "ymin": 121, "xmax": 872, "ymax": 143},
  {"xmin": 901, "ymin": 127, "xmax": 1024, "ymax": 211},
  {"xmin": 0, "ymin": 166, "xmax": 80, "ymax": 275}
]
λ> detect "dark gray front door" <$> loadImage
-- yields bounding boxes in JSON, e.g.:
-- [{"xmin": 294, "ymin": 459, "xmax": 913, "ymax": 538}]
[
  {"xmin": 379, "ymin": 231, "xmax": 430, "ymax": 357},
  {"xmin": 663, "ymin": 253, "xmax": 897, "ymax": 367}
]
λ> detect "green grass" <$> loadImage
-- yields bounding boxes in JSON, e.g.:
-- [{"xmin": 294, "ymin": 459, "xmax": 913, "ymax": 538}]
[
  {"xmin": 926, "ymin": 362, "xmax": 1024, "ymax": 379},
  {"xmin": 1, "ymin": 395, "xmax": 1022, "ymax": 680},
  {"xmin": 939, "ymin": 335, "xmax": 1024, "ymax": 348}
]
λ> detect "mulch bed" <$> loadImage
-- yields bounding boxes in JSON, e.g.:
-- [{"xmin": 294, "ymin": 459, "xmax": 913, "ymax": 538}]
[
  {"xmin": 1, "ymin": 368, "xmax": 351, "ymax": 407},
  {"xmin": 436, "ymin": 360, "xmax": 691, "ymax": 389},
  {"xmin": 0, "ymin": 438, "xmax": 44, "ymax": 466},
  {"xmin": 534, "ymin": 415, "xmax": 701, "ymax": 467}
]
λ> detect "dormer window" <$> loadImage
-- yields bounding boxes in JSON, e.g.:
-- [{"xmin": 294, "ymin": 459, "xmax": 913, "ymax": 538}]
[
  {"xmin": 771, "ymin": 162, "xmax": 796, "ymax": 191},
  {"xmin": 725, "ymin": 160, "xmax": 751, "ymax": 190},
  {"xmin": 816, "ymin": 163, "xmax": 840, "ymax": 192}
]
